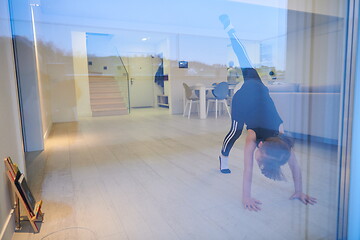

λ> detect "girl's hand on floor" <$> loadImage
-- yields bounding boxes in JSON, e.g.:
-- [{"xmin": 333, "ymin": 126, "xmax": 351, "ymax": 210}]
[
  {"xmin": 242, "ymin": 197, "xmax": 262, "ymax": 211},
  {"xmin": 289, "ymin": 192, "xmax": 317, "ymax": 205}
]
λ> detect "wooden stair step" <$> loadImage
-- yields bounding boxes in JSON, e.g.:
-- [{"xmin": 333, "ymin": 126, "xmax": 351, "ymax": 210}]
[
  {"xmin": 90, "ymin": 88, "xmax": 121, "ymax": 93},
  {"xmin": 89, "ymin": 80, "xmax": 119, "ymax": 84},
  {"xmin": 92, "ymin": 109, "xmax": 129, "ymax": 117},
  {"xmin": 92, "ymin": 107, "xmax": 127, "ymax": 111},
  {"xmin": 91, "ymin": 100, "xmax": 124, "ymax": 105},
  {"xmin": 89, "ymin": 75, "xmax": 116, "ymax": 78},
  {"xmin": 89, "ymin": 81, "xmax": 118, "ymax": 85},
  {"xmin": 88, "ymin": 75, "xmax": 129, "ymax": 117},
  {"xmin": 90, "ymin": 92, "xmax": 122, "ymax": 97},
  {"xmin": 89, "ymin": 78, "xmax": 118, "ymax": 83},
  {"xmin": 89, "ymin": 83, "xmax": 119, "ymax": 87},
  {"xmin": 90, "ymin": 99, "xmax": 125, "ymax": 105},
  {"xmin": 90, "ymin": 98, "xmax": 123, "ymax": 103},
  {"xmin": 89, "ymin": 77, "xmax": 116, "ymax": 81},
  {"xmin": 91, "ymin": 103, "xmax": 126, "ymax": 110},
  {"xmin": 90, "ymin": 97, "xmax": 123, "ymax": 102}
]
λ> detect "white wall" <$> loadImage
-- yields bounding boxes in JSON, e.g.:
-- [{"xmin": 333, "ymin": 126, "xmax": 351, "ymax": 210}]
[
  {"xmin": 35, "ymin": 23, "xmax": 78, "ymax": 123},
  {"xmin": 49, "ymin": 58, "xmax": 78, "ymax": 122},
  {"xmin": 72, "ymin": 31, "xmax": 91, "ymax": 117},
  {"xmin": 32, "ymin": 6, "xmax": 54, "ymax": 139},
  {"xmin": 285, "ymin": 12, "xmax": 344, "ymax": 86},
  {"xmin": 0, "ymin": 0, "xmax": 26, "ymax": 239},
  {"xmin": 36, "ymin": 35, "xmax": 53, "ymax": 140},
  {"xmin": 167, "ymin": 34, "xmax": 228, "ymax": 114}
]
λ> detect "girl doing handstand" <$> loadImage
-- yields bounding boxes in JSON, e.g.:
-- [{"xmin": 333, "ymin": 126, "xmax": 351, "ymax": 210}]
[{"xmin": 218, "ymin": 15, "xmax": 317, "ymax": 211}]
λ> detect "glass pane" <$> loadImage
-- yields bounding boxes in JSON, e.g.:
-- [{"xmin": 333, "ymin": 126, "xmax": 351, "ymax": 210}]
[{"xmin": 10, "ymin": 0, "xmax": 349, "ymax": 239}]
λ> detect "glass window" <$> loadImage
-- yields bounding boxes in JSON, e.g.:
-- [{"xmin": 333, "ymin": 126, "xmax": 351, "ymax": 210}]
[{"xmin": 9, "ymin": 0, "xmax": 353, "ymax": 239}]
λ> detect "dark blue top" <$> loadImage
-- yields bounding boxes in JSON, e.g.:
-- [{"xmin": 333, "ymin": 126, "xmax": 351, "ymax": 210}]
[{"xmin": 231, "ymin": 79, "xmax": 283, "ymax": 143}]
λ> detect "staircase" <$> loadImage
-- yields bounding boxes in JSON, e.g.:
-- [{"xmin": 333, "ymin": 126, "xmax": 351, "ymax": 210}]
[{"xmin": 89, "ymin": 75, "xmax": 128, "ymax": 117}]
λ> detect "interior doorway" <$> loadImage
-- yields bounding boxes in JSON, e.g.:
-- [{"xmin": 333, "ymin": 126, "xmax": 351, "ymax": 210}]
[{"xmin": 127, "ymin": 54, "xmax": 156, "ymax": 108}]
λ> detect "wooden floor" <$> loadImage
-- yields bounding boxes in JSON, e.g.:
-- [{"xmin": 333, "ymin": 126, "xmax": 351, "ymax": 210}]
[{"xmin": 13, "ymin": 108, "xmax": 339, "ymax": 240}]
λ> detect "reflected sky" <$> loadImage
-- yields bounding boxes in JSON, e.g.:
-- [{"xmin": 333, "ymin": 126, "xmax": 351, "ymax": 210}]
[
  {"xmin": 37, "ymin": 0, "xmax": 287, "ymax": 40},
  {"xmin": 9, "ymin": 0, "xmax": 344, "ymax": 71},
  {"xmin": 11, "ymin": 0, "xmax": 352, "ymax": 76},
  {"xmin": 15, "ymin": 0, "xmax": 288, "ymax": 68}
]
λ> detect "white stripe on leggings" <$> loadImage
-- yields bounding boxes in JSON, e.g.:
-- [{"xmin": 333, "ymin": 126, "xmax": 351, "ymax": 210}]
[{"xmin": 222, "ymin": 120, "xmax": 238, "ymax": 152}]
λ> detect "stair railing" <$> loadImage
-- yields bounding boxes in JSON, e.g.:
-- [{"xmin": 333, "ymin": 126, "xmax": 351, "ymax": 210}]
[{"xmin": 114, "ymin": 48, "xmax": 131, "ymax": 113}]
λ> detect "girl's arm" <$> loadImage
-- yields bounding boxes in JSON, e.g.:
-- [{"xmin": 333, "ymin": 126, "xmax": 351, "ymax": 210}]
[
  {"xmin": 287, "ymin": 151, "xmax": 317, "ymax": 205},
  {"xmin": 242, "ymin": 130, "xmax": 262, "ymax": 211}
]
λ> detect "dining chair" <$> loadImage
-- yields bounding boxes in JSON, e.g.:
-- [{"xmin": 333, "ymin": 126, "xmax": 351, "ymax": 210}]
[
  {"xmin": 183, "ymin": 83, "xmax": 200, "ymax": 119},
  {"xmin": 206, "ymin": 82, "xmax": 231, "ymax": 118}
]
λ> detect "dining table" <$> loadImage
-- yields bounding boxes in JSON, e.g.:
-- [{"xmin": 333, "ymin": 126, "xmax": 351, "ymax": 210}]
[
  {"xmin": 190, "ymin": 83, "xmax": 237, "ymax": 119},
  {"xmin": 190, "ymin": 84, "xmax": 214, "ymax": 119}
]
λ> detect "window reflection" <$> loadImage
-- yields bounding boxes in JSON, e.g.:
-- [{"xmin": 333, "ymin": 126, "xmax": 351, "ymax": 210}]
[{"xmin": 9, "ymin": 0, "xmax": 347, "ymax": 239}]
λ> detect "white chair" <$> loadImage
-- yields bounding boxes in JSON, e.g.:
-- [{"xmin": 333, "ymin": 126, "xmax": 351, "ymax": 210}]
[
  {"xmin": 207, "ymin": 82, "xmax": 231, "ymax": 118},
  {"xmin": 183, "ymin": 83, "xmax": 200, "ymax": 119}
]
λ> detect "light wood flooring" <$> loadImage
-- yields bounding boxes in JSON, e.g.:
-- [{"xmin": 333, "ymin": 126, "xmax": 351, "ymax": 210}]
[{"xmin": 13, "ymin": 108, "xmax": 339, "ymax": 240}]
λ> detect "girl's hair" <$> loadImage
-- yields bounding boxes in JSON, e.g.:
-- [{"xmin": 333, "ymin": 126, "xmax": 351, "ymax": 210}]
[{"xmin": 258, "ymin": 135, "xmax": 294, "ymax": 181}]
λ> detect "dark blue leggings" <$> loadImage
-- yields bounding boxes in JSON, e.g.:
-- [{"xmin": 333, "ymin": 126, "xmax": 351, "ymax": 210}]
[
  {"xmin": 221, "ymin": 120, "xmax": 243, "ymax": 156},
  {"xmin": 221, "ymin": 28, "xmax": 261, "ymax": 156}
]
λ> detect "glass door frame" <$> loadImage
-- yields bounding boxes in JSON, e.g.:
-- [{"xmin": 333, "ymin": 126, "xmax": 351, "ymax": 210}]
[{"xmin": 337, "ymin": 0, "xmax": 359, "ymax": 239}]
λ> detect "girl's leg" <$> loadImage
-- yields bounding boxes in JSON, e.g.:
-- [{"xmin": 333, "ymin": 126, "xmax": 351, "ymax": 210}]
[
  {"xmin": 219, "ymin": 120, "xmax": 243, "ymax": 173},
  {"xmin": 228, "ymin": 30, "xmax": 253, "ymax": 69},
  {"xmin": 221, "ymin": 120, "xmax": 243, "ymax": 156},
  {"xmin": 219, "ymin": 14, "xmax": 261, "ymax": 81}
]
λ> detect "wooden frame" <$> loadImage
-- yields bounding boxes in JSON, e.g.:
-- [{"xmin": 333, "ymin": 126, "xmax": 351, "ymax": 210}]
[{"xmin": 4, "ymin": 157, "xmax": 44, "ymax": 233}]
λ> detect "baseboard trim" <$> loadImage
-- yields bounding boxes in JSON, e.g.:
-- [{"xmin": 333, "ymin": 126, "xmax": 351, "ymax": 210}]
[{"xmin": 0, "ymin": 209, "xmax": 14, "ymax": 240}]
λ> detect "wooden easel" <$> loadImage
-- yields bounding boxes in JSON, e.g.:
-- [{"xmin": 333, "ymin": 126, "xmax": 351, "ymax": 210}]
[{"xmin": 4, "ymin": 157, "xmax": 44, "ymax": 233}]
